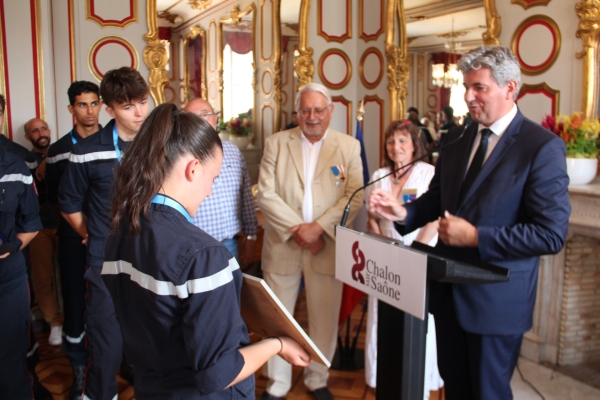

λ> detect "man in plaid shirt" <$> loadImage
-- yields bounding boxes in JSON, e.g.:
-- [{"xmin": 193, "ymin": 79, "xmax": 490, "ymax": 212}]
[{"xmin": 184, "ymin": 98, "xmax": 258, "ymax": 264}]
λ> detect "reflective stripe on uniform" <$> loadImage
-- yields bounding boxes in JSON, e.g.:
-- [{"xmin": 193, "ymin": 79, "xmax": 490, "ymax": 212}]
[
  {"xmin": 0, "ymin": 173, "xmax": 33, "ymax": 184},
  {"xmin": 65, "ymin": 331, "xmax": 86, "ymax": 344},
  {"xmin": 47, "ymin": 151, "xmax": 70, "ymax": 164},
  {"xmin": 101, "ymin": 258, "xmax": 240, "ymax": 299},
  {"xmin": 69, "ymin": 150, "xmax": 117, "ymax": 163}
]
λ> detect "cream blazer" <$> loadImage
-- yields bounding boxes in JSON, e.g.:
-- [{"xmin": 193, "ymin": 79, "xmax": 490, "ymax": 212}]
[{"xmin": 258, "ymin": 127, "xmax": 364, "ymax": 276}]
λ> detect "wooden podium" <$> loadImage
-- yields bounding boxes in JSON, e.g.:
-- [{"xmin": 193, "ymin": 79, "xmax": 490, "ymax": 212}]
[{"xmin": 335, "ymin": 227, "xmax": 509, "ymax": 400}]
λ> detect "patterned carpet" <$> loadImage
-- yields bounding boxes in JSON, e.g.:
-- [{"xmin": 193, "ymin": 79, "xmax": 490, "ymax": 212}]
[{"xmin": 34, "ymin": 293, "xmax": 444, "ymax": 399}]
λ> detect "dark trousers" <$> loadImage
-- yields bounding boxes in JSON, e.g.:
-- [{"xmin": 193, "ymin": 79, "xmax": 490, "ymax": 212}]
[
  {"xmin": 83, "ymin": 265, "xmax": 122, "ymax": 400},
  {"xmin": 0, "ymin": 276, "xmax": 33, "ymax": 399},
  {"xmin": 434, "ymin": 286, "xmax": 523, "ymax": 400},
  {"xmin": 58, "ymin": 234, "xmax": 88, "ymax": 366}
]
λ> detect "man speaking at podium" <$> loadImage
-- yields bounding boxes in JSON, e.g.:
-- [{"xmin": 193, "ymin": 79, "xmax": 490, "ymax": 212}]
[{"xmin": 368, "ymin": 46, "xmax": 570, "ymax": 400}]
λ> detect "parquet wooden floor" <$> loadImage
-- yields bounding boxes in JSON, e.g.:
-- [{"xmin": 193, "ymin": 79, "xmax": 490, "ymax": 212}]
[{"xmin": 34, "ymin": 292, "xmax": 444, "ymax": 400}]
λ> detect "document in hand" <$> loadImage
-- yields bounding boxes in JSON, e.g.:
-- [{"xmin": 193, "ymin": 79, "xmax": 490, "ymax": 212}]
[{"xmin": 240, "ymin": 274, "xmax": 331, "ymax": 367}]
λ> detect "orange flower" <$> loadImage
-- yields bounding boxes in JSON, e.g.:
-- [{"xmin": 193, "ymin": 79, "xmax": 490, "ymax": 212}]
[{"xmin": 570, "ymin": 112, "xmax": 582, "ymax": 129}]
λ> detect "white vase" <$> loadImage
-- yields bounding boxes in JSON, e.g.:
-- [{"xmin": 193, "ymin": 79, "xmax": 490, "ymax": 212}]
[
  {"xmin": 566, "ymin": 157, "xmax": 598, "ymax": 185},
  {"xmin": 218, "ymin": 131, "xmax": 229, "ymax": 142},
  {"xmin": 229, "ymin": 135, "xmax": 249, "ymax": 149}
]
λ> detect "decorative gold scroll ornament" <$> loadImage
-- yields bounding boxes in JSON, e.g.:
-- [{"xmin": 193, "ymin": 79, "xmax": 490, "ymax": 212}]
[
  {"xmin": 143, "ymin": 0, "xmax": 169, "ymax": 105},
  {"xmin": 189, "ymin": 0, "xmax": 212, "ymax": 11},
  {"xmin": 576, "ymin": 0, "xmax": 600, "ymax": 119},
  {"xmin": 296, "ymin": 0, "xmax": 314, "ymax": 88},
  {"xmin": 483, "ymin": 0, "xmax": 501, "ymax": 45},
  {"xmin": 385, "ymin": 0, "xmax": 409, "ymax": 119}
]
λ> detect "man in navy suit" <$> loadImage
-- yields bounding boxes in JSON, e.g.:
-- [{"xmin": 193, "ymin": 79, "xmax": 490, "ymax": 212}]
[{"xmin": 368, "ymin": 46, "xmax": 571, "ymax": 400}]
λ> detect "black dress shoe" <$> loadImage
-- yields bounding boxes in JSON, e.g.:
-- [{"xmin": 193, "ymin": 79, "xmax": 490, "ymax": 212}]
[
  {"xmin": 259, "ymin": 390, "xmax": 283, "ymax": 400},
  {"xmin": 311, "ymin": 387, "xmax": 334, "ymax": 400}
]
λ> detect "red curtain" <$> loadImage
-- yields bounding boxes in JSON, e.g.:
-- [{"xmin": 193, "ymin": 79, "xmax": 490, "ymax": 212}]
[
  {"xmin": 224, "ymin": 31, "xmax": 252, "ymax": 54},
  {"xmin": 158, "ymin": 27, "xmax": 172, "ymax": 41}
]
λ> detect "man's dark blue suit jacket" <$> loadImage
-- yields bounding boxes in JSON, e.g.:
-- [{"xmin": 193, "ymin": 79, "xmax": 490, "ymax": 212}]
[{"xmin": 398, "ymin": 109, "xmax": 571, "ymax": 336}]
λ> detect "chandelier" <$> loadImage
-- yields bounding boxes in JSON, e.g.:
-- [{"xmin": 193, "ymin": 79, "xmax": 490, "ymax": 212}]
[{"xmin": 432, "ymin": 18, "xmax": 462, "ymax": 89}]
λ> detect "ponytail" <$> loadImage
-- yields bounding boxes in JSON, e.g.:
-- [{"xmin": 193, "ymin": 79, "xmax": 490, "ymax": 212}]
[{"xmin": 111, "ymin": 103, "xmax": 222, "ymax": 234}]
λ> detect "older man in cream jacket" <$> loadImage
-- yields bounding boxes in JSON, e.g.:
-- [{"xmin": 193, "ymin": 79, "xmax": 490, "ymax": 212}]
[{"xmin": 258, "ymin": 83, "xmax": 363, "ymax": 400}]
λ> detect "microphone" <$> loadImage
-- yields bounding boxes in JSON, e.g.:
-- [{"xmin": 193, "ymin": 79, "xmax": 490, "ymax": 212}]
[{"xmin": 339, "ymin": 117, "xmax": 473, "ymax": 228}]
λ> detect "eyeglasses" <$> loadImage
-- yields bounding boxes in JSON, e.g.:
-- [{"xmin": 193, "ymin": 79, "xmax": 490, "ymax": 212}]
[
  {"xmin": 198, "ymin": 112, "xmax": 217, "ymax": 118},
  {"xmin": 298, "ymin": 107, "xmax": 329, "ymax": 118}
]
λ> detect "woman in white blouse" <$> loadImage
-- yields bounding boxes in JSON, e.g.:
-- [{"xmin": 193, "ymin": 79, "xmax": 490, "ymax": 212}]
[{"xmin": 364, "ymin": 120, "xmax": 443, "ymax": 399}]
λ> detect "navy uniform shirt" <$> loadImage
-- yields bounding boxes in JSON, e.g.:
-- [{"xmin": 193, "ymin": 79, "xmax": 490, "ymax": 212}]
[
  {"xmin": 0, "ymin": 146, "xmax": 43, "ymax": 282},
  {"xmin": 102, "ymin": 202, "xmax": 253, "ymax": 399},
  {"xmin": 0, "ymin": 134, "xmax": 37, "ymax": 170},
  {"xmin": 47, "ymin": 126, "xmax": 98, "ymax": 237},
  {"xmin": 58, "ymin": 120, "xmax": 130, "ymax": 267},
  {"xmin": 30, "ymin": 150, "xmax": 59, "ymax": 229}
]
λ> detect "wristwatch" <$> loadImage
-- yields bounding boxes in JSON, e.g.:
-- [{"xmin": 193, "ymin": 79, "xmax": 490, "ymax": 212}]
[{"xmin": 246, "ymin": 234, "xmax": 258, "ymax": 241}]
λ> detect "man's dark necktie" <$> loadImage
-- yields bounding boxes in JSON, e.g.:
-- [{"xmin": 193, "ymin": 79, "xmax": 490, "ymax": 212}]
[{"xmin": 460, "ymin": 128, "xmax": 493, "ymax": 202}]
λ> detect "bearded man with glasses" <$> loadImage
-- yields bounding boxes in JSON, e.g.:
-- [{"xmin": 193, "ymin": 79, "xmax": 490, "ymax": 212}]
[{"xmin": 257, "ymin": 83, "xmax": 363, "ymax": 400}]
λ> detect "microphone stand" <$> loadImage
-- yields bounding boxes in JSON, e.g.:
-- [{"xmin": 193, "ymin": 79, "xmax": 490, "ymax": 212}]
[{"xmin": 338, "ymin": 119, "xmax": 472, "ymax": 228}]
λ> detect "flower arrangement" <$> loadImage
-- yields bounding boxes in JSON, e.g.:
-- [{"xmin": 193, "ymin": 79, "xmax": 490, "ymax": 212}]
[
  {"xmin": 542, "ymin": 112, "xmax": 600, "ymax": 158},
  {"xmin": 219, "ymin": 116, "xmax": 253, "ymax": 137}
]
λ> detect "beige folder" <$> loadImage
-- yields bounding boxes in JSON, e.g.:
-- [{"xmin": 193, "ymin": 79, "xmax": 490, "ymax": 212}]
[{"xmin": 240, "ymin": 274, "xmax": 331, "ymax": 367}]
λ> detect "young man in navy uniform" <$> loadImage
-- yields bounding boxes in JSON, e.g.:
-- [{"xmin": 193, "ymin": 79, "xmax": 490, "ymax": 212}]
[
  {"xmin": 59, "ymin": 68, "xmax": 150, "ymax": 400},
  {"xmin": 46, "ymin": 81, "xmax": 102, "ymax": 400}
]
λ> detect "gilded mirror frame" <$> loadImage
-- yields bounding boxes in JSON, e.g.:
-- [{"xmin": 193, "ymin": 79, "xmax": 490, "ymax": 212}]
[
  {"xmin": 295, "ymin": 0, "xmax": 501, "ymax": 120},
  {"xmin": 183, "ymin": 25, "xmax": 208, "ymax": 106},
  {"xmin": 218, "ymin": 3, "xmax": 257, "ymax": 133}
]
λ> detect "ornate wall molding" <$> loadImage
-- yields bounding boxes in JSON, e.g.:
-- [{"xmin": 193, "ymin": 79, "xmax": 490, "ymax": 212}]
[
  {"xmin": 386, "ymin": 0, "xmax": 409, "ymax": 119},
  {"xmin": 87, "ymin": 0, "xmax": 138, "ymax": 29},
  {"xmin": 363, "ymin": 94, "xmax": 384, "ymax": 166},
  {"xmin": 68, "ymin": 0, "xmax": 76, "ymax": 81},
  {"xmin": 359, "ymin": 0, "xmax": 383, "ymax": 42},
  {"xmin": 359, "ymin": 47, "xmax": 384, "ymax": 89},
  {"xmin": 332, "ymin": 95, "xmax": 352, "ymax": 135},
  {"xmin": 511, "ymin": 15, "xmax": 561, "ymax": 76},
  {"xmin": 512, "ymin": 0, "xmax": 551, "ymax": 9},
  {"xmin": 88, "ymin": 36, "xmax": 139, "ymax": 81},
  {"xmin": 576, "ymin": 0, "xmax": 600, "ymax": 119},
  {"xmin": 260, "ymin": 0, "xmax": 273, "ymax": 62},
  {"xmin": 296, "ymin": 0, "xmax": 314, "ymax": 88},
  {"xmin": 318, "ymin": 48, "xmax": 352, "ymax": 90},
  {"xmin": 31, "ymin": 0, "xmax": 44, "ymax": 120},
  {"xmin": 143, "ymin": 0, "xmax": 169, "ymax": 105},
  {"xmin": 273, "ymin": 0, "xmax": 282, "ymax": 131},
  {"xmin": 483, "ymin": 0, "xmax": 501, "ymax": 45},
  {"xmin": 317, "ymin": 0, "xmax": 351, "ymax": 43}
]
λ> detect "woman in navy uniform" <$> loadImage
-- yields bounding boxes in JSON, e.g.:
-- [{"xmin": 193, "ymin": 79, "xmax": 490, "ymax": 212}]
[
  {"xmin": 0, "ymin": 144, "xmax": 43, "ymax": 398},
  {"xmin": 102, "ymin": 103, "xmax": 310, "ymax": 399}
]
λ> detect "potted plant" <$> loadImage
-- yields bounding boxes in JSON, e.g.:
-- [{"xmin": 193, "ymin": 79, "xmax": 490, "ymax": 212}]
[
  {"xmin": 542, "ymin": 112, "xmax": 600, "ymax": 185},
  {"xmin": 223, "ymin": 115, "xmax": 253, "ymax": 149}
]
